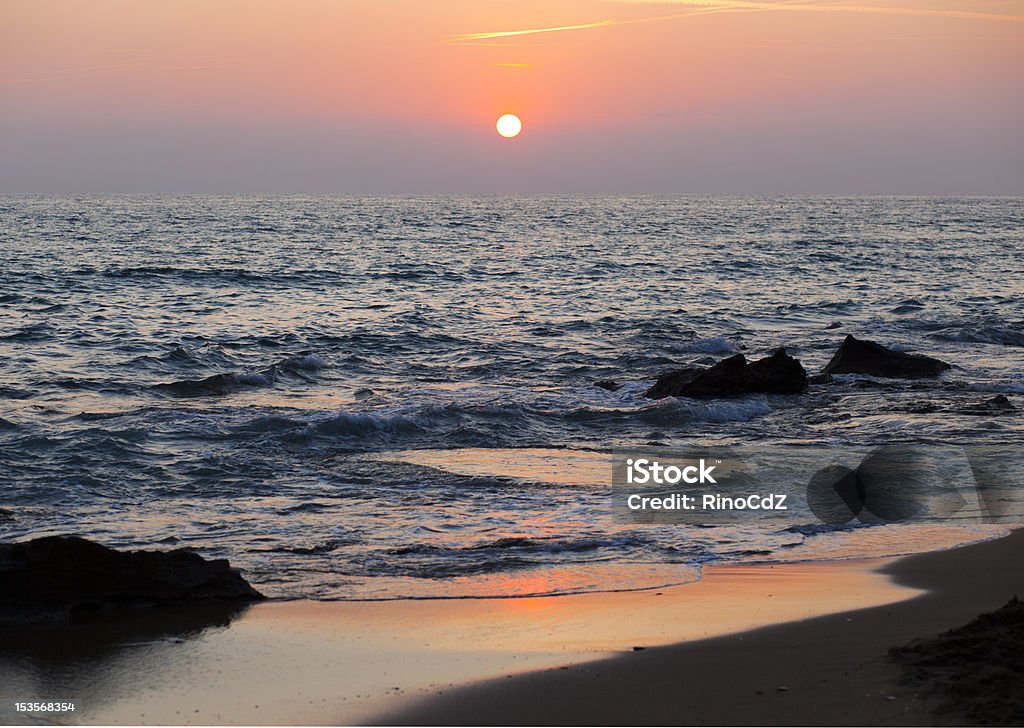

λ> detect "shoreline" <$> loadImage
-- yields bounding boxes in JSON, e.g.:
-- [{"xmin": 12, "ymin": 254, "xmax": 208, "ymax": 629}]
[
  {"xmin": 0, "ymin": 529, "xmax": 1019, "ymax": 725},
  {"xmin": 376, "ymin": 527, "xmax": 1024, "ymax": 726},
  {"xmin": 1, "ymin": 550, "xmax": 922, "ymax": 725}
]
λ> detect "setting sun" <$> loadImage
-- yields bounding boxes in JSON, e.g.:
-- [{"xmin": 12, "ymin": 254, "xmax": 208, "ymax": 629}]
[{"xmin": 496, "ymin": 114, "xmax": 522, "ymax": 139}]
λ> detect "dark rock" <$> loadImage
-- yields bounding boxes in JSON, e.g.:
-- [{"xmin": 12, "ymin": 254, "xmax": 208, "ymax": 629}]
[
  {"xmin": 986, "ymin": 394, "xmax": 1015, "ymax": 411},
  {"xmin": 808, "ymin": 372, "xmax": 833, "ymax": 385},
  {"xmin": 645, "ymin": 350, "xmax": 806, "ymax": 399},
  {"xmin": 594, "ymin": 380, "xmax": 622, "ymax": 392},
  {"xmin": 748, "ymin": 349, "xmax": 808, "ymax": 394},
  {"xmin": 0, "ymin": 536, "xmax": 264, "ymax": 624},
  {"xmin": 643, "ymin": 366, "xmax": 704, "ymax": 399},
  {"xmin": 892, "ymin": 596, "xmax": 1024, "ymax": 725},
  {"xmin": 961, "ymin": 394, "xmax": 1016, "ymax": 416},
  {"xmin": 822, "ymin": 335, "xmax": 951, "ymax": 379},
  {"xmin": 962, "ymin": 393, "xmax": 1019, "ymax": 415}
]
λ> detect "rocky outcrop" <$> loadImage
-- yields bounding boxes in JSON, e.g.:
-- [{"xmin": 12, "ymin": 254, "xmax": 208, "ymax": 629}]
[
  {"xmin": 644, "ymin": 366, "xmax": 704, "ymax": 399},
  {"xmin": 892, "ymin": 596, "xmax": 1024, "ymax": 725},
  {"xmin": 646, "ymin": 349, "xmax": 807, "ymax": 399},
  {"xmin": 822, "ymin": 335, "xmax": 951, "ymax": 379},
  {"xmin": 0, "ymin": 536, "xmax": 264, "ymax": 624}
]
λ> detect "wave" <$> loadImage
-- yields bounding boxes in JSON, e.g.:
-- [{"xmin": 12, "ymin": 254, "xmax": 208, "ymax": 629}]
[
  {"xmin": 393, "ymin": 535, "xmax": 648, "ymax": 557},
  {"xmin": 0, "ymin": 386, "xmax": 33, "ymax": 400},
  {"xmin": 641, "ymin": 396, "xmax": 773, "ymax": 424},
  {"xmin": 367, "ymin": 534, "xmax": 655, "ymax": 580},
  {"xmin": 932, "ymin": 324, "xmax": 1024, "ymax": 347},
  {"xmin": 67, "ymin": 264, "xmax": 472, "ymax": 287},
  {"xmin": 150, "ymin": 353, "xmax": 326, "ymax": 397},
  {"xmin": 153, "ymin": 372, "xmax": 273, "ymax": 397},
  {"xmin": 680, "ymin": 336, "xmax": 738, "ymax": 355},
  {"xmin": 0, "ymin": 322, "xmax": 54, "ymax": 342},
  {"xmin": 891, "ymin": 299, "xmax": 927, "ymax": 314},
  {"xmin": 967, "ymin": 381, "xmax": 1024, "ymax": 395},
  {"xmin": 309, "ymin": 411, "xmax": 424, "ymax": 438},
  {"xmin": 249, "ymin": 538, "xmax": 358, "ymax": 555},
  {"xmin": 283, "ymin": 354, "xmax": 326, "ymax": 371},
  {"xmin": 779, "ymin": 522, "xmax": 874, "ymax": 538}
]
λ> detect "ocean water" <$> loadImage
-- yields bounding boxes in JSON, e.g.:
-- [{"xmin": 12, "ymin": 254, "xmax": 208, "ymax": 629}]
[{"xmin": 1, "ymin": 195, "xmax": 1022, "ymax": 599}]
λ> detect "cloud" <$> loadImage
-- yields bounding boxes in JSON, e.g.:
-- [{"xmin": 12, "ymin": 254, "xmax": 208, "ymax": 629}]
[
  {"xmin": 449, "ymin": 0, "xmax": 1023, "ymax": 44},
  {"xmin": 603, "ymin": 0, "xmax": 1024, "ymax": 24},
  {"xmin": 448, "ymin": 5, "xmax": 755, "ymax": 43},
  {"xmin": 450, "ymin": 20, "xmax": 619, "ymax": 42}
]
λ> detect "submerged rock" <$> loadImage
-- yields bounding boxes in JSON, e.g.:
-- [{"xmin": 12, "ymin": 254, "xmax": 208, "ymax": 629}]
[
  {"xmin": 645, "ymin": 349, "xmax": 806, "ymax": 399},
  {"xmin": 594, "ymin": 379, "xmax": 623, "ymax": 392},
  {"xmin": 0, "ymin": 536, "xmax": 264, "ymax": 624},
  {"xmin": 961, "ymin": 394, "xmax": 1016, "ymax": 416},
  {"xmin": 822, "ymin": 335, "xmax": 951, "ymax": 379},
  {"xmin": 985, "ymin": 394, "xmax": 1015, "ymax": 411}
]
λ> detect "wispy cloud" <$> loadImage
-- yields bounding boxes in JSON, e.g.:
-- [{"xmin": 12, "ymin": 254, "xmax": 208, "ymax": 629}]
[
  {"xmin": 449, "ymin": 0, "xmax": 1023, "ymax": 44},
  {"xmin": 603, "ymin": 0, "xmax": 1024, "ymax": 23},
  {"xmin": 448, "ymin": 5, "xmax": 754, "ymax": 43},
  {"xmin": 451, "ymin": 20, "xmax": 619, "ymax": 42}
]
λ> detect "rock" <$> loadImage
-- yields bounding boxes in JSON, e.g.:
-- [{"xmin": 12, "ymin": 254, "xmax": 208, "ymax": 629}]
[
  {"xmin": 645, "ymin": 349, "xmax": 806, "ymax": 399},
  {"xmin": 961, "ymin": 394, "xmax": 1016, "ymax": 416},
  {"xmin": 0, "ymin": 536, "xmax": 264, "ymax": 624},
  {"xmin": 643, "ymin": 366, "xmax": 704, "ymax": 399},
  {"xmin": 594, "ymin": 380, "xmax": 622, "ymax": 392},
  {"xmin": 986, "ymin": 394, "xmax": 1015, "ymax": 411},
  {"xmin": 748, "ymin": 349, "xmax": 808, "ymax": 394},
  {"xmin": 822, "ymin": 335, "xmax": 951, "ymax": 379},
  {"xmin": 892, "ymin": 596, "xmax": 1024, "ymax": 725}
]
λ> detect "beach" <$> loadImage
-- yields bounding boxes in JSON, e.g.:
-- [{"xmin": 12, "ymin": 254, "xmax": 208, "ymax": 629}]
[
  {"xmin": 380, "ymin": 528, "xmax": 1024, "ymax": 726},
  {"xmin": 0, "ymin": 529, "xmax": 1018, "ymax": 725}
]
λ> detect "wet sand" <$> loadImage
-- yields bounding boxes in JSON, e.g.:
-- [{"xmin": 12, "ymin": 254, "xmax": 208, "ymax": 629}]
[
  {"xmin": 1, "ymin": 556, "xmax": 918, "ymax": 725},
  {"xmin": 378, "ymin": 528, "xmax": 1024, "ymax": 726}
]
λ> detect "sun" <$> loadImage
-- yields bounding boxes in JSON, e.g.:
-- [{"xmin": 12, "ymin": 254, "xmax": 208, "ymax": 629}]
[{"xmin": 496, "ymin": 114, "xmax": 522, "ymax": 138}]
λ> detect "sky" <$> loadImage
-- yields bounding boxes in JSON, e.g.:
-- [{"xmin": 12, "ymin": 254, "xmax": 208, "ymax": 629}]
[{"xmin": 2, "ymin": 0, "xmax": 1023, "ymax": 193}]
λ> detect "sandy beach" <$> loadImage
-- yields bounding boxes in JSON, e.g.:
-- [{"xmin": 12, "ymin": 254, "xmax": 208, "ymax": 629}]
[
  {"xmin": 0, "ymin": 529, "xmax": 1017, "ymax": 726},
  {"xmin": 379, "ymin": 528, "xmax": 1024, "ymax": 726}
]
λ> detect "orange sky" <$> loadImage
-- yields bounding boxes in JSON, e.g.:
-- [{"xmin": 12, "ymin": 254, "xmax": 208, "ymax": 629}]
[{"xmin": 2, "ymin": 0, "xmax": 1022, "ymax": 192}]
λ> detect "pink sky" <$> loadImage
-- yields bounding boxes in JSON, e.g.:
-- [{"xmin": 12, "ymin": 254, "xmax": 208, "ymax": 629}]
[{"xmin": 2, "ymin": 0, "xmax": 1022, "ymax": 192}]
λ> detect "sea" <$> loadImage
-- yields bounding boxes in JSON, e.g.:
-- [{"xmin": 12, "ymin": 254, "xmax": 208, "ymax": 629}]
[{"xmin": 1, "ymin": 195, "xmax": 1022, "ymax": 600}]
